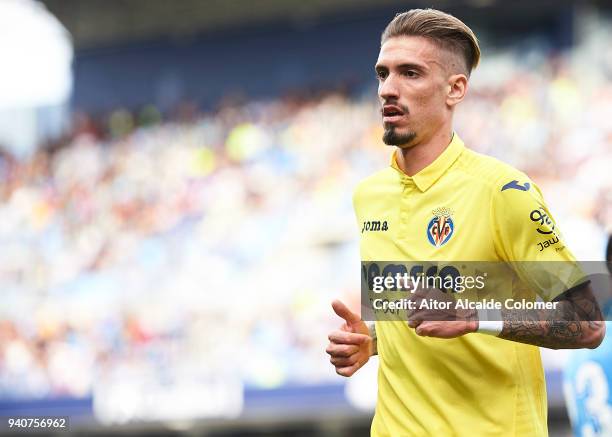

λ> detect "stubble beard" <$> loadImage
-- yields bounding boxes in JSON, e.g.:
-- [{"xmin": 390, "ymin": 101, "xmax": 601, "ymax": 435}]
[{"xmin": 382, "ymin": 125, "xmax": 417, "ymax": 147}]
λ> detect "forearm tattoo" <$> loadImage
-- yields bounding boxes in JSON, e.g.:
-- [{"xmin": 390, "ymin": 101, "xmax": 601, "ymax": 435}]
[{"xmin": 499, "ymin": 283, "xmax": 604, "ymax": 349}]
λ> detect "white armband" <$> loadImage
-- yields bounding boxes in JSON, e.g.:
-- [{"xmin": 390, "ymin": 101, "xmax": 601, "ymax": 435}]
[{"xmin": 476, "ymin": 308, "xmax": 503, "ymax": 336}]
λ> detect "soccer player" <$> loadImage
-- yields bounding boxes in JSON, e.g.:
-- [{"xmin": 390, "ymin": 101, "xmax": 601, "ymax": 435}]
[{"xmin": 325, "ymin": 9, "xmax": 606, "ymax": 436}]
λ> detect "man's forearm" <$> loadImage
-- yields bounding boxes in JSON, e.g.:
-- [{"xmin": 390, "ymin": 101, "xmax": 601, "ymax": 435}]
[{"xmin": 497, "ymin": 285, "xmax": 605, "ymax": 349}]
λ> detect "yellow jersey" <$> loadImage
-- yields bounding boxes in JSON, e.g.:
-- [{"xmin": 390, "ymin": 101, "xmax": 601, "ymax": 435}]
[{"xmin": 353, "ymin": 133, "xmax": 578, "ymax": 436}]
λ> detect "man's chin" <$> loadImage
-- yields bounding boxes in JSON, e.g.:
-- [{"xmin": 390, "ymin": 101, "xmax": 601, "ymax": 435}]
[{"xmin": 382, "ymin": 127, "xmax": 416, "ymax": 147}]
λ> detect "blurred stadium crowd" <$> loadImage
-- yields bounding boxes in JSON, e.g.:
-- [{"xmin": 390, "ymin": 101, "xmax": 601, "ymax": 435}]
[{"xmin": 0, "ymin": 45, "xmax": 610, "ymax": 404}]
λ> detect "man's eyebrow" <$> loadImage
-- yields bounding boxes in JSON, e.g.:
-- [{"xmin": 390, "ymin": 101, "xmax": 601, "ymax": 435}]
[
  {"xmin": 374, "ymin": 62, "xmax": 427, "ymax": 72},
  {"xmin": 396, "ymin": 63, "xmax": 428, "ymax": 72}
]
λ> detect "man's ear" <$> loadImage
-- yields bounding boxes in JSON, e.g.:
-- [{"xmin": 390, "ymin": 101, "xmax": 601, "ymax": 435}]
[{"xmin": 446, "ymin": 74, "xmax": 468, "ymax": 107}]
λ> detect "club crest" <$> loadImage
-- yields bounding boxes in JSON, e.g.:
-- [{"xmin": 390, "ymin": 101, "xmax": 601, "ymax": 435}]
[{"xmin": 427, "ymin": 207, "xmax": 455, "ymax": 247}]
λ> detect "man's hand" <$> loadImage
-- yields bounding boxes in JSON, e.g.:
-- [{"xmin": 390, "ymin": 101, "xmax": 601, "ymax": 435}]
[
  {"xmin": 410, "ymin": 320, "xmax": 478, "ymax": 338},
  {"xmin": 326, "ymin": 299, "xmax": 374, "ymax": 377},
  {"xmin": 407, "ymin": 287, "xmax": 478, "ymax": 338}
]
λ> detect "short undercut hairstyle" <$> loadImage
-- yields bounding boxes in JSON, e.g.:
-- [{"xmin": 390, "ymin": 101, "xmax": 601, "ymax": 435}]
[{"xmin": 381, "ymin": 9, "xmax": 481, "ymax": 76}]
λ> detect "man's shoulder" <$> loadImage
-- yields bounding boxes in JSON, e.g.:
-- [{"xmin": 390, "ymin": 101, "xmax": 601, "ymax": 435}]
[{"xmin": 457, "ymin": 148, "xmax": 534, "ymax": 193}]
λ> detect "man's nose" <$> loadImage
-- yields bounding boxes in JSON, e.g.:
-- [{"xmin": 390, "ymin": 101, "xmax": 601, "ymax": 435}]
[{"xmin": 378, "ymin": 73, "xmax": 399, "ymax": 100}]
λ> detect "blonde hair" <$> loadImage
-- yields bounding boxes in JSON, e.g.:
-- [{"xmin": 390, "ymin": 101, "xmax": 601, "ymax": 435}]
[{"xmin": 381, "ymin": 9, "xmax": 481, "ymax": 75}]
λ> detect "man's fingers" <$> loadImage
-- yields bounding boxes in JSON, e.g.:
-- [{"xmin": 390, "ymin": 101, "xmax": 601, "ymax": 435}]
[
  {"xmin": 328, "ymin": 330, "xmax": 369, "ymax": 345},
  {"xmin": 330, "ymin": 355, "xmax": 357, "ymax": 367},
  {"xmin": 325, "ymin": 343, "xmax": 359, "ymax": 358},
  {"xmin": 335, "ymin": 363, "xmax": 359, "ymax": 377},
  {"xmin": 415, "ymin": 323, "xmax": 429, "ymax": 336},
  {"xmin": 414, "ymin": 321, "xmax": 473, "ymax": 339},
  {"xmin": 331, "ymin": 299, "xmax": 362, "ymax": 325},
  {"xmin": 408, "ymin": 317, "xmax": 423, "ymax": 329},
  {"xmin": 414, "ymin": 321, "xmax": 443, "ymax": 336}
]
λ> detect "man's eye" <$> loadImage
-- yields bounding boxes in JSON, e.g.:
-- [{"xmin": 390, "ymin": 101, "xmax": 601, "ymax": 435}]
[
  {"xmin": 376, "ymin": 71, "xmax": 387, "ymax": 80},
  {"xmin": 403, "ymin": 70, "xmax": 418, "ymax": 78}
]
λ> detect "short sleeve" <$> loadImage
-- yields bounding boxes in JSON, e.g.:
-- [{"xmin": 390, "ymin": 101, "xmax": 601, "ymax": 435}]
[{"xmin": 491, "ymin": 177, "xmax": 587, "ymax": 301}]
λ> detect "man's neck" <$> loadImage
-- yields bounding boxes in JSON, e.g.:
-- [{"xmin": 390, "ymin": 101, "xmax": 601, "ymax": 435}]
[{"xmin": 395, "ymin": 130, "xmax": 454, "ymax": 177}]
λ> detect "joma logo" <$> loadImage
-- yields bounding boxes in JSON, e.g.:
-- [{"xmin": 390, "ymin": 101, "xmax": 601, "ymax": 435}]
[
  {"xmin": 537, "ymin": 236, "xmax": 560, "ymax": 252},
  {"xmin": 362, "ymin": 220, "xmax": 388, "ymax": 233}
]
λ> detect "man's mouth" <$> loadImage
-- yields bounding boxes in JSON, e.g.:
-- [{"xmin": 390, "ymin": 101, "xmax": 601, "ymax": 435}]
[{"xmin": 382, "ymin": 105, "xmax": 405, "ymax": 123}]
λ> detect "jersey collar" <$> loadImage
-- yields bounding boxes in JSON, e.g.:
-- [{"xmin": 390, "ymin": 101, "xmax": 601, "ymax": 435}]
[{"xmin": 390, "ymin": 132, "xmax": 465, "ymax": 192}]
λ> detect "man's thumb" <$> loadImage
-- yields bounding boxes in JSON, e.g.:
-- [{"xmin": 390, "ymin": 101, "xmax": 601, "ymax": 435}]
[{"xmin": 332, "ymin": 299, "xmax": 362, "ymax": 325}]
